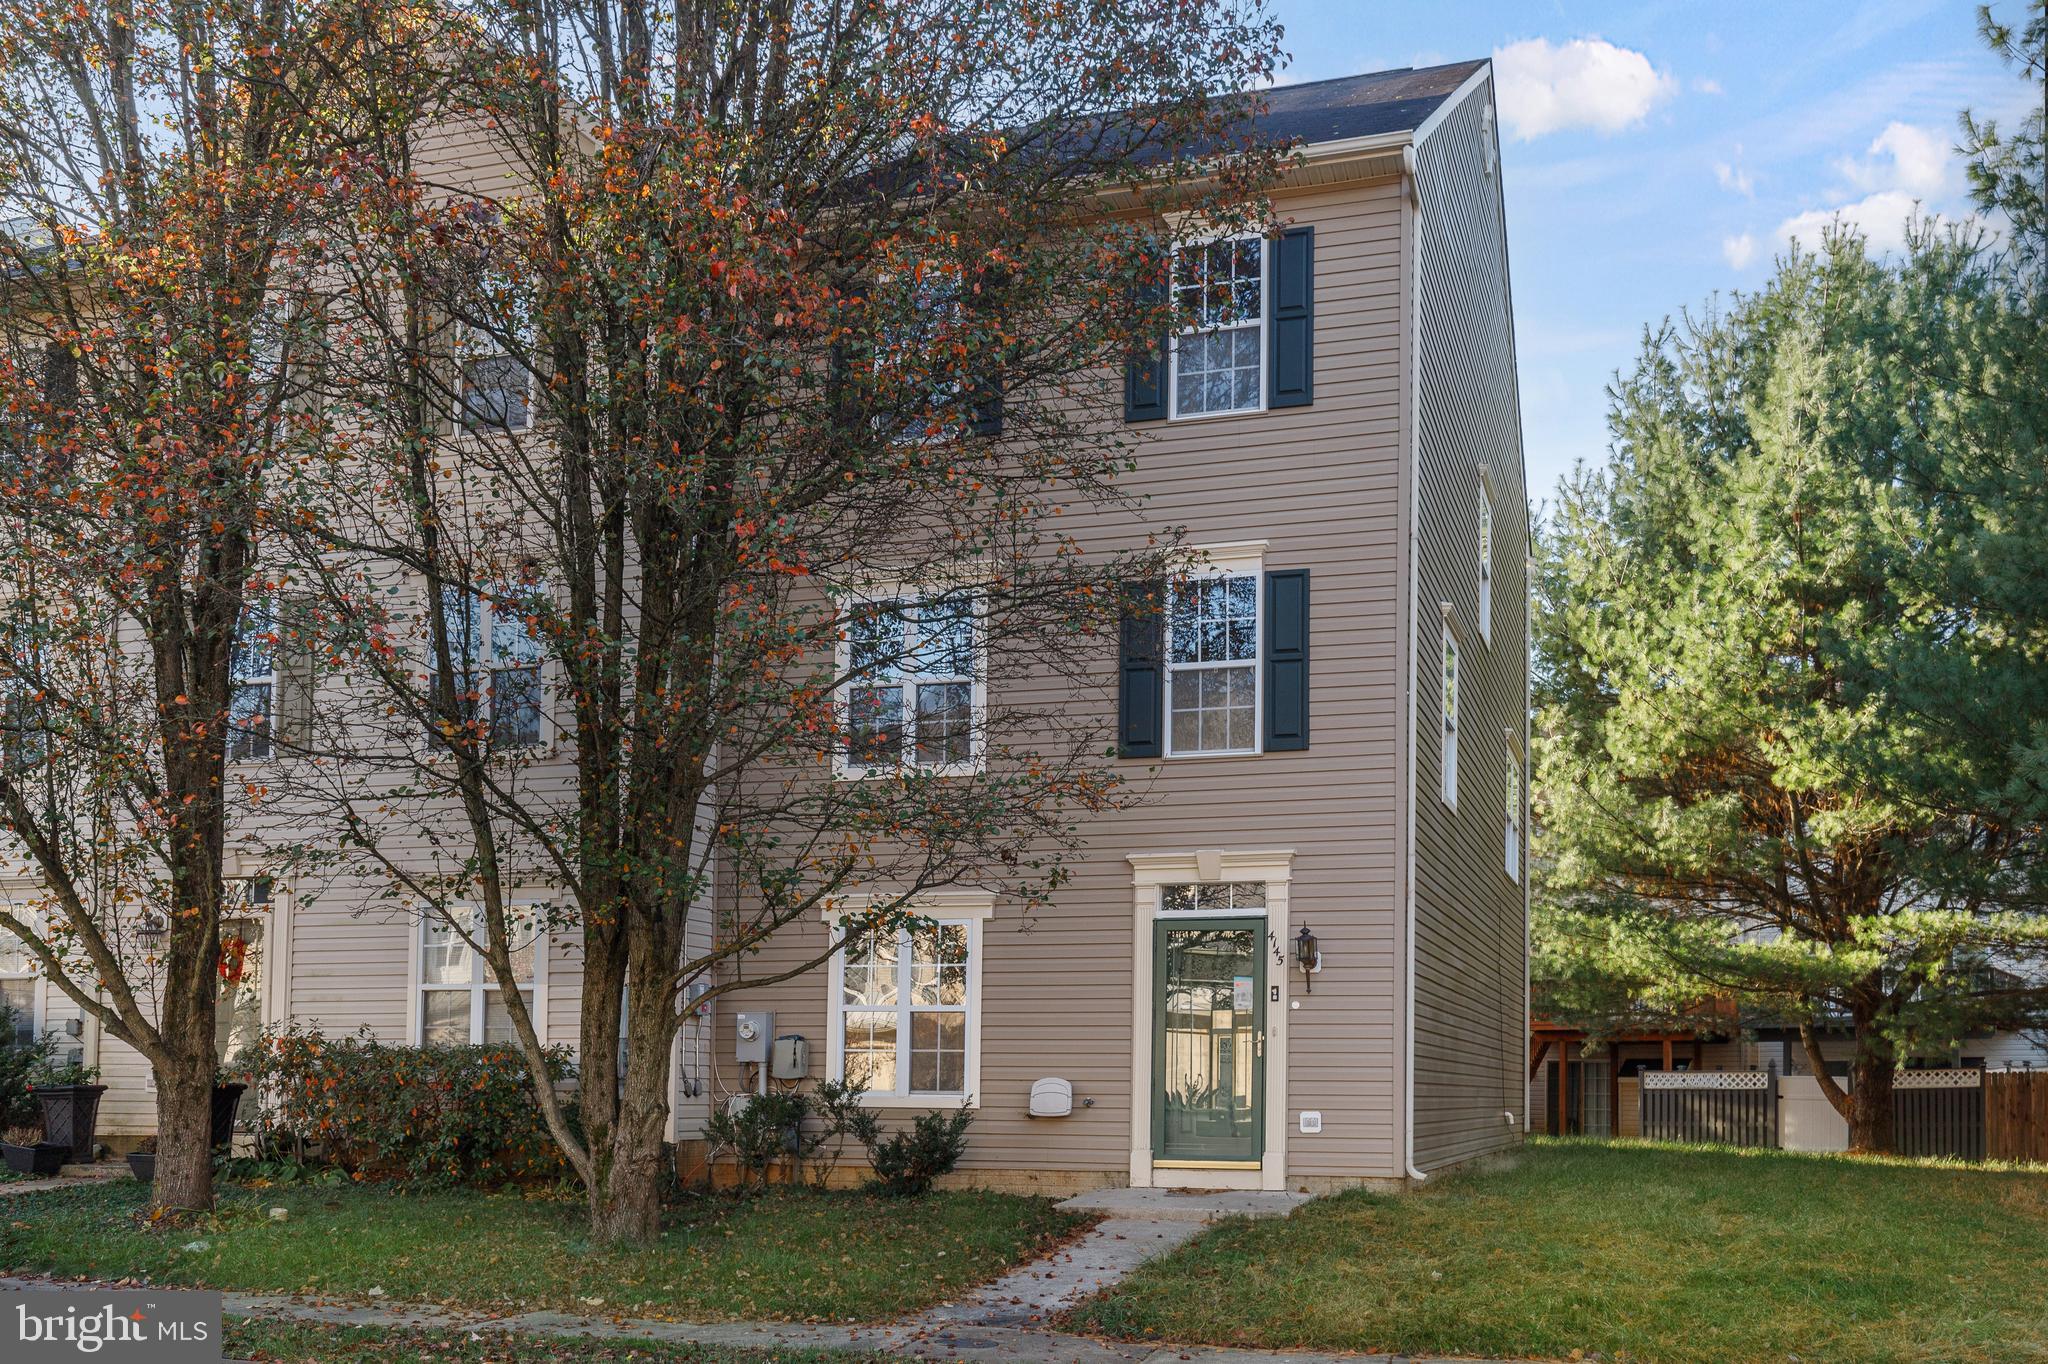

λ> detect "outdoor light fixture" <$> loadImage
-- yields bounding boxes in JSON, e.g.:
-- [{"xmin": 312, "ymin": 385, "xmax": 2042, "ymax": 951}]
[
  {"xmin": 1295, "ymin": 924, "xmax": 1320, "ymax": 993},
  {"xmin": 136, "ymin": 908, "xmax": 170, "ymax": 942}
]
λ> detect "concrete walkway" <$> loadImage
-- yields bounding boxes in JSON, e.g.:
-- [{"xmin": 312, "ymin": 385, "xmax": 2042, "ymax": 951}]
[{"xmin": 909, "ymin": 1188, "xmax": 1309, "ymax": 1330}]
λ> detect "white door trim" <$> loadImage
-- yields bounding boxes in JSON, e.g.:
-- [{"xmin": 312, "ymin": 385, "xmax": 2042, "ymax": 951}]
[{"xmin": 1126, "ymin": 849, "xmax": 1295, "ymax": 1191}]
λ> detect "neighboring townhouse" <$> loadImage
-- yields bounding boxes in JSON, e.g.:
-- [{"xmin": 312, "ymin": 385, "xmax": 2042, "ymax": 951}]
[{"xmin": 21, "ymin": 59, "xmax": 1531, "ymax": 1193}]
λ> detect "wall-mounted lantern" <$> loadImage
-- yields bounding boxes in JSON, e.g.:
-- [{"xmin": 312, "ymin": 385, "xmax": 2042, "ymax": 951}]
[{"xmin": 1294, "ymin": 924, "xmax": 1320, "ymax": 993}]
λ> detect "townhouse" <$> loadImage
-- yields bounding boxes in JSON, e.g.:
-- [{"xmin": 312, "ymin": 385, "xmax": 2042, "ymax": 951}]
[{"xmin": 6, "ymin": 58, "xmax": 1530, "ymax": 1193}]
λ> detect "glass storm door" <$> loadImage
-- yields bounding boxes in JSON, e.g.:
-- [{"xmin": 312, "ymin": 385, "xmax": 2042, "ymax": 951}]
[{"xmin": 1154, "ymin": 919, "xmax": 1265, "ymax": 1164}]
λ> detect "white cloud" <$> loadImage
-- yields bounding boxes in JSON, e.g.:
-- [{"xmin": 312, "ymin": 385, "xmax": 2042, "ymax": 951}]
[
  {"xmin": 1775, "ymin": 121, "xmax": 1962, "ymax": 257},
  {"xmin": 1492, "ymin": 37, "xmax": 1678, "ymax": 140},
  {"xmin": 1694, "ymin": 77, "xmax": 1725, "ymax": 95},
  {"xmin": 1777, "ymin": 190, "xmax": 1930, "ymax": 256},
  {"xmin": 1833, "ymin": 121, "xmax": 1955, "ymax": 196},
  {"xmin": 1723, "ymin": 232, "xmax": 1760, "ymax": 270},
  {"xmin": 1715, "ymin": 160, "xmax": 1755, "ymax": 198}
]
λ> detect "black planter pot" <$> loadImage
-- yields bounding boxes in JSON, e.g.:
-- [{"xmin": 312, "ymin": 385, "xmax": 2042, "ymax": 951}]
[
  {"xmin": 36, "ymin": 1083, "xmax": 107, "ymax": 1161},
  {"xmin": 3, "ymin": 1140, "xmax": 68, "ymax": 1177},
  {"xmin": 211, "ymin": 1082, "xmax": 247, "ymax": 1150},
  {"xmin": 127, "ymin": 1152, "xmax": 156, "ymax": 1182}
]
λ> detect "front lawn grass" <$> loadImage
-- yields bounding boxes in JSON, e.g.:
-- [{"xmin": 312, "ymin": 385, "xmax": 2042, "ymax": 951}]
[
  {"xmin": 226, "ymin": 1318, "xmax": 880, "ymax": 1363},
  {"xmin": 1065, "ymin": 1139, "xmax": 2048, "ymax": 1364},
  {"xmin": 0, "ymin": 1180, "xmax": 1086, "ymax": 1322}
]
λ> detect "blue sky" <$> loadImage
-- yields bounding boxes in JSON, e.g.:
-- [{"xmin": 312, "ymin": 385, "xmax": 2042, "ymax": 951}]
[{"xmin": 1269, "ymin": 1, "xmax": 2039, "ymax": 510}]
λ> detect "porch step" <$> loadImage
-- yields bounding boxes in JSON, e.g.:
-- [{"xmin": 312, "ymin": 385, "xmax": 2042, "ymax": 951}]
[
  {"xmin": 1057, "ymin": 1187, "xmax": 1312, "ymax": 1223},
  {"xmin": 58, "ymin": 1162, "xmax": 134, "ymax": 1180}
]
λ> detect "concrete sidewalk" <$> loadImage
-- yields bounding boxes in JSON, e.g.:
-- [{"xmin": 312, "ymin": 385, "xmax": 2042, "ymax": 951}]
[{"xmin": 4, "ymin": 1272, "xmax": 1513, "ymax": 1364}]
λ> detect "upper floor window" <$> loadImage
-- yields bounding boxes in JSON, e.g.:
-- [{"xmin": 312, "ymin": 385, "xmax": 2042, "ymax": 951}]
[
  {"xmin": 1167, "ymin": 571, "xmax": 1260, "ymax": 756},
  {"xmin": 838, "ymin": 590, "xmax": 981, "ymax": 775},
  {"xmin": 1504, "ymin": 750, "xmax": 1523, "ymax": 883},
  {"xmin": 1170, "ymin": 237, "xmax": 1264, "ymax": 418},
  {"xmin": 458, "ymin": 317, "xmax": 531, "ymax": 434},
  {"xmin": 877, "ymin": 271, "xmax": 964, "ymax": 441},
  {"xmin": 1478, "ymin": 485, "xmax": 1494, "ymax": 644},
  {"xmin": 831, "ymin": 917, "xmax": 979, "ymax": 1099},
  {"xmin": 418, "ymin": 905, "xmax": 538, "ymax": 1046},
  {"xmin": 228, "ymin": 603, "xmax": 276, "ymax": 762},
  {"xmin": 1440, "ymin": 622, "xmax": 1459, "ymax": 808},
  {"xmin": 427, "ymin": 584, "xmax": 546, "ymax": 751},
  {"xmin": 0, "ymin": 666, "xmax": 52, "ymax": 774}
]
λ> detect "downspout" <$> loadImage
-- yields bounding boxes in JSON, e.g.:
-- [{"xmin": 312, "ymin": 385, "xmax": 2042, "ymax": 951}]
[
  {"xmin": 1522, "ymin": 554, "xmax": 1534, "ymax": 1135},
  {"xmin": 1401, "ymin": 140, "xmax": 1428, "ymax": 1186}
]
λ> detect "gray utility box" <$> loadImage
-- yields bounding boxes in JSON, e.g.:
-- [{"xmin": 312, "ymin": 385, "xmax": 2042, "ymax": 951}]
[
  {"xmin": 770, "ymin": 1034, "xmax": 809, "ymax": 1081},
  {"xmin": 734, "ymin": 1011, "xmax": 774, "ymax": 1065}
]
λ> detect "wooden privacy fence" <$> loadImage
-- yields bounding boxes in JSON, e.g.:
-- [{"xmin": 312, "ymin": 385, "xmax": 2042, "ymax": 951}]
[
  {"xmin": 1892, "ymin": 1069, "xmax": 1983, "ymax": 1160},
  {"xmin": 1636, "ymin": 1066, "xmax": 2045, "ymax": 1163},
  {"xmin": 1640, "ymin": 1068, "xmax": 1777, "ymax": 1148},
  {"xmin": 1986, "ymin": 1070, "xmax": 2048, "ymax": 1164}
]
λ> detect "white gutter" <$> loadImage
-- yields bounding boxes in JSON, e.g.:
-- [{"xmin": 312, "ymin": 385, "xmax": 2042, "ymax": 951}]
[{"xmin": 1400, "ymin": 126, "xmax": 1427, "ymax": 1188}]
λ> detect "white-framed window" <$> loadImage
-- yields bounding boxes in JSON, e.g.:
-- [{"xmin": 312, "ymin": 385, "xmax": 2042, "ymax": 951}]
[
  {"xmin": 837, "ymin": 589, "xmax": 982, "ymax": 776},
  {"xmin": 1440, "ymin": 619, "xmax": 1459, "ymax": 808},
  {"xmin": 228, "ymin": 602, "xmax": 276, "ymax": 762},
  {"xmin": 426, "ymin": 583, "xmax": 546, "ymax": 751},
  {"xmin": 876, "ymin": 268, "xmax": 966, "ymax": 441},
  {"xmin": 826, "ymin": 902, "xmax": 987, "ymax": 1104},
  {"xmin": 416, "ymin": 905, "xmax": 540, "ymax": 1046},
  {"xmin": 458, "ymin": 322, "xmax": 531, "ymax": 433},
  {"xmin": 1166, "ymin": 567, "xmax": 1262, "ymax": 757},
  {"xmin": 0, "ymin": 924, "xmax": 37, "ymax": 1045},
  {"xmin": 0, "ymin": 671, "xmax": 51, "ymax": 773},
  {"xmin": 1478, "ymin": 479, "xmax": 1494, "ymax": 645},
  {"xmin": 1160, "ymin": 881, "xmax": 1268, "ymax": 913},
  {"xmin": 1504, "ymin": 749, "xmax": 1523, "ymax": 883},
  {"xmin": 1169, "ymin": 236, "xmax": 1265, "ymax": 419}
]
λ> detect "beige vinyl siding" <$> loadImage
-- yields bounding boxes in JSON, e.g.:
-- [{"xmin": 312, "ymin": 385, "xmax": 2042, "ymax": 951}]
[
  {"xmin": 715, "ymin": 174, "xmax": 1411, "ymax": 1185},
  {"xmin": 1407, "ymin": 75, "xmax": 1531, "ymax": 1171}
]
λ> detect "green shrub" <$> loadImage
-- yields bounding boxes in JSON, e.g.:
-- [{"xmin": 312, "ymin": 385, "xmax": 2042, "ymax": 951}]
[
  {"xmin": 867, "ymin": 1105, "xmax": 972, "ymax": 1196},
  {"xmin": 702, "ymin": 1078, "xmax": 881, "ymax": 1188},
  {"xmin": 237, "ymin": 1022, "xmax": 575, "ymax": 1188},
  {"xmin": 0, "ymin": 1001, "xmax": 55, "ymax": 1131}
]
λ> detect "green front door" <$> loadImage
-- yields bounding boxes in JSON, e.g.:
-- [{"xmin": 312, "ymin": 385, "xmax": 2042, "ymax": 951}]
[{"xmin": 1153, "ymin": 919, "xmax": 1265, "ymax": 1164}]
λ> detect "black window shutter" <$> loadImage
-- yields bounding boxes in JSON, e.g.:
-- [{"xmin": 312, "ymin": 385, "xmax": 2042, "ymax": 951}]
[
  {"xmin": 968, "ymin": 269, "xmax": 1006, "ymax": 436},
  {"xmin": 41, "ymin": 343, "xmax": 77, "ymax": 411},
  {"xmin": 825, "ymin": 341, "xmax": 851, "ymax": 435},
  {"xmin": 1118, "ymin": 579, "xmax": 1166, "ymax": 757},
  {"xmin": 1123, "ymin": 268, "xmax": 1167, "ymax": 423},
  {"xmin": 1264, "ymin": 569, "xmax": 1310, "ymax": 750},
  {"xmin": 969, "ymin": 374, "xmax": 1004, "ymax": 436},
  {"xmin": 1268, "ymin": 226, "xmax": 1314, "ymax": 409}
]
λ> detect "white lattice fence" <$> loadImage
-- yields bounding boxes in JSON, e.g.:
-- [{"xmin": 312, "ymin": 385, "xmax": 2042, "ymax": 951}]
[
  {"xmin": 1894, "ymin": 1068, "xmax": 1983, "ymax": 1090},
  {"xmin": 1642, "ymin": 1070, "xmax": 1770, "ymax": 1091}
]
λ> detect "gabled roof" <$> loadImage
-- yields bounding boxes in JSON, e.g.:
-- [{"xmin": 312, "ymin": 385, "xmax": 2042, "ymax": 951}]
[{"xmin": 1253, "ymin": 61, "xmax": 1488, "ymax": 148}]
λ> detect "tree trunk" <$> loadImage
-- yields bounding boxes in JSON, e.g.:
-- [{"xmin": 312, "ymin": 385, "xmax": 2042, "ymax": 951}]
[
  {"xmin": 585, "ymin": 1048, "xmax": 673, "ymax": 1247},
  {"xmin": 151, "ymin": 1062, "xmax": 216, "ymax": 1214},
  {"xmin": 582, "ymin": 934, "xmax": 682, "ymax": 1247},
  {"xmin": 1845, "ymin": 1049, "xmax": 1896, "ymax": 1155}
]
